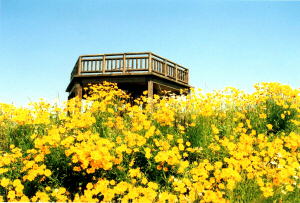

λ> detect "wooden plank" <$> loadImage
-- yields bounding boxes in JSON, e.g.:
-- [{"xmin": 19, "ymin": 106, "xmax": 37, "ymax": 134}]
[
  {"xmin": 148, "ymin": 53, "xmax": 152, "ymax": 72},
  {"xmin": 81, "ymin": 54, "xmax": 156, "ymax": 71},
  {"xmin": 125, "ymin": 56, "xmax": 148, "ymax": 60},
  {"xmin": 80, "ymin": 52, "xmax": 150, "ymax": 57},
  {"xmin": 81, "ymin": 58, "xmax": 102, "ymax": 62},
  {"xmin": 152, "ymin": 69, "xmax": 165, "ymax": 76},
  {"xmin": 71, "ymin": 71, "xmax": 190, "ymax": 86},
  {"xmin": 123, "ymin": 54, "xmax": 126, "ymax": 73},
  {"xmin": 186, "ymin": 70, "xmax": 189, "ymax": 83},
  {"xmin": 77, "ymin": 57, "xmax": 82, "ymax": 75},
  {"xmin": 126, "ymin": 68, "xmax": 148, "ymax": 71},
  {"xmin": 74, "ymin": 83, "xmax": 83, "ymax": 98},
  {"xmin": 104, "ymin": 69, "xmax": 123, "ymax": 73},
  {"xmin": 175, "ymin": 65, "xmax": 178, "ymax": 81},
  {"xmin": 164, "ymin": 60, "xmax": 167, "ymax": 76},
  {"xmin": 148, "ymin": 80, "xmax": 153, "ymax": 98},
  {"xmin": 102, "ymin": 55, "xmax": 106, "ymax": 73},
  {"xmin": 81, "ymin": 71, "xmax": 102, "ymax": 73}
]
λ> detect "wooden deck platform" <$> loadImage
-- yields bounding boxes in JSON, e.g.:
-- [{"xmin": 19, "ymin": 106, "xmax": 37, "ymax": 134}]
[{"xmin": 66, "ymin": 52, "xmax": 190, "ymax": 99}]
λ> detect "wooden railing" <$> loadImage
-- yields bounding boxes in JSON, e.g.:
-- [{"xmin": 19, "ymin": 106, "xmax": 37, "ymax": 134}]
[{"xmin": 70, "ymin": 52, "xmax": 189, "ymax": 84}]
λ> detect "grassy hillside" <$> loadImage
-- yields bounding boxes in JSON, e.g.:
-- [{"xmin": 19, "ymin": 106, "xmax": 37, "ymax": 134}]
[{"xmin": 0, "ymin": 82, "xmax": 299, "ymax": 202}]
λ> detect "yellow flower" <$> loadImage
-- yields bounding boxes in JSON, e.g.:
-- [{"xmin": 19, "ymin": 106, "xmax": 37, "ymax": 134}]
[
  {"xmin": 0, "ymin": 177, "xmax": 10, "ymax": 187},
  {"xmin": 211, "ymin": 124, "xmax": 219, "ymax": 134},
  {"xmin": 189, "ymin": 122, "xmax": 196, "ymax": 127},
  {"xmin": 12, "ymin": 179, "xmax": 21, "ymax": 187},
  {"xmin": 177, "ymin": 139, "xmax": 184, "ymax": 144},
  {"xmin": 7, "ymin": 191, "xmax": 16, "ymax": 200},
  {"xmin": 167, "ymin": 134, "xmax": 173, "ymax": 140},
  {"xmin": 286, "ymin": 184, "xmax": 294, "ymax": 192},
  {"xmin": 141, "ymin": 178, "xmax": 148, "ymax": 184},
  {"xmin": 44, "ymin": 169, "xmax": 52, "ymax": 177},
  {"xmin": 259, "ymin": 113, "xmax": 267, "ymax": 119},
  {"xmin": 148, "ymin": 182, "xmax": 158, "ymax": 190},
  {"xmin": 266, "ymin": 124, "xmax": 273, "ymax": 130},
  {"xmin": 178, "ymin": 144, "xmax": 185, "ymax": 151},
  {"xmin": 86, "ymin": 182, "xmax": 93, "ymax": 190},
  {"xmin": 144, "ymin": 147, "xmax": 151, "ymax": 159},
  {"xmin": 156, "ymin": 165, "xmax": 162, "ymax": 170}
]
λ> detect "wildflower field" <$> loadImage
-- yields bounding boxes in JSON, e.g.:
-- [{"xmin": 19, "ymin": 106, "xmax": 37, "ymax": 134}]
[{"xmin": 0, "ymin": 82, "xmax": 299, "ymax": 202}]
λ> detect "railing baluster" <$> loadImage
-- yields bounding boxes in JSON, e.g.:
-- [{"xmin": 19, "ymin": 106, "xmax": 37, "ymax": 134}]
[
  {"xmin": 186, "ymin": 69, "xmax": 189, "ymax": 83},
  {"xmin": 175, "ymin": 65, "xmax": 178, "ymax": 81},
  {"xmin": 123, "ymin": 54, "xmax": 126, "ymax": 73},
  {"xmin": 148, "ymin": 53, "xmax": 152, "ymax": 72},
  {"xmin": 132, "ymin": 59, "xmax": 134, "ymax": 69},
  {"xmin": 164, "ymin": 61, "xmax": 167, "ymax": 76},
  {"xmin": 102, "ymin": 56, "xmax": 106, "ymax": 73},
  {"xmin": 77, "ymin": 57, "xmax": 82, "ymax": 75},
  {"xmin": 132, "ymin": 59, "xmax": 135, "ymax": 69},
  {"xmin": 139, "ymin": 59, "xmax": 142, "ymax": 69}
]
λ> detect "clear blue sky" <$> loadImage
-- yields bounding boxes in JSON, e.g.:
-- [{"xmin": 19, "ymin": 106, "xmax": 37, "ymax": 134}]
[{"xmin": 0, "ymin": 0, "xmax": 299, "ymax": 106}]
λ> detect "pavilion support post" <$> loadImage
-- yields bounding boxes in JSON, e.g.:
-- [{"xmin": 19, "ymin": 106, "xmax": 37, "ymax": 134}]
[
  {"xmin": 74, "ymin": 83, "xmax": 83, "ymax": 99},
  {"xmin": 147, "ymin": 80, "xmax": 154, "ymax": 98}
]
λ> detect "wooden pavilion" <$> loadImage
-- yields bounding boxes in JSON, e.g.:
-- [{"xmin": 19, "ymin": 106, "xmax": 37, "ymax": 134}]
[{"xmin": 66, "ymin": 52, "xmax": 190, "ymax": 99}]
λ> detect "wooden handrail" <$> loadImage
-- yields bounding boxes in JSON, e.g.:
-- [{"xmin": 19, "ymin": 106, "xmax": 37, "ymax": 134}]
[{"xmin": 70, "ymin": 52, "xmax": 189, "ymax": 84}]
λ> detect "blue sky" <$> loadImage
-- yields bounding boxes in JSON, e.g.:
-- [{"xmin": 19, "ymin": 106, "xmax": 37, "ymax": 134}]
[{"xmin": 0, "ymin": 0, "xmax": 299, "ymax": 106}]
